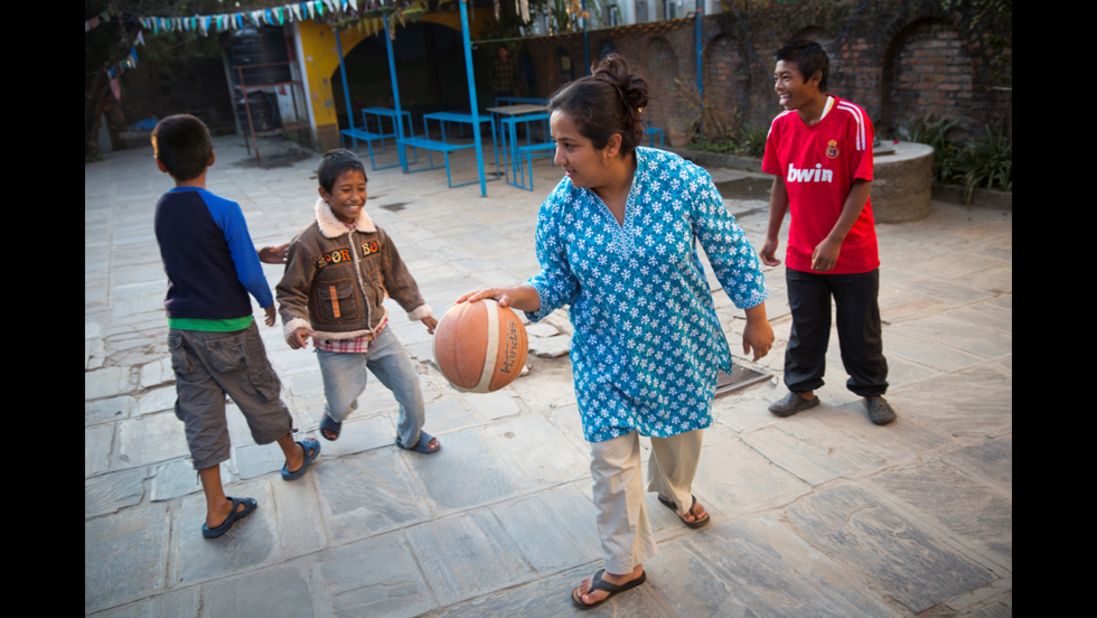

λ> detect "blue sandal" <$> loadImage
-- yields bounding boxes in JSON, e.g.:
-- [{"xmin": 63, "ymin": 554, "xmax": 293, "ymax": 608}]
[
  {"xmin": 281, "ymin": 439, "xmax": 321, "ymax": 480},
  {"xmin": 395, "ymin": 430, "xmax": 441, "ymax": 454},
  {"xmin": 202, "ymin": 496, "xmax": 257, "ymax": 539},
  {"xmin": 319, "ymin": 414, "xmax": 342, "ymax": 441}
]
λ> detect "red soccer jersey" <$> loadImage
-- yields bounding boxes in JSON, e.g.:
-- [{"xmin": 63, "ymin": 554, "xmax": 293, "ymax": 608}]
[{"xmin": 762, "ymin": 95, "xmax": 879, "ymax": 274}]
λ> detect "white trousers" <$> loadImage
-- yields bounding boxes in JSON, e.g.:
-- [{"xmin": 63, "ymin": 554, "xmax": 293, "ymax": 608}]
[{"xmin": 588, "ymin": 429, "xmax": 704, "ymax": 574}]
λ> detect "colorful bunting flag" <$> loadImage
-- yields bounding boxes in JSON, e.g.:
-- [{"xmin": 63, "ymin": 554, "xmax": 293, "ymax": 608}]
[{"xmin": 130, "ymin": 0, "xmax": 412, "ymax": 38}]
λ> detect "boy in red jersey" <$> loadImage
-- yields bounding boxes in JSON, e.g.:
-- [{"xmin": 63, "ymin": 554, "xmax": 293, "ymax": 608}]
[{"xmin": 759, "ymin": 39, "xmax": 897, "ymax": 425}]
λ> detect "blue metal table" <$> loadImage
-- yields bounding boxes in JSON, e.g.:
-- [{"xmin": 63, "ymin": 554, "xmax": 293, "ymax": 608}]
[{"xmin": 499, "ymin": 112, "xmax": 551, "ymax": 190}]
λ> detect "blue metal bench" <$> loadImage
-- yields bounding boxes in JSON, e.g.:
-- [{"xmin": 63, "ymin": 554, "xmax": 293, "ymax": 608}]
[
  {"xmin": 396, "ymin": 111, "xmax": 499, "ymax": 189},
  {"xmin": 395, "ymin": 136, "xmax": 477, "ymax": 188},
  {"xmin": 340, "ymin": 127, "xmax": 389, "ymax": 161},
  {"xmin": 344, "ymin": 107, "xmax": 417, "ymax": 171},
  {"xmin": 341, "ymin": 126, "xmax": 416, "ymax": 172},
  {"xmin": 515, "ymin": 142, "xmax": 555, "ymax": 191}
]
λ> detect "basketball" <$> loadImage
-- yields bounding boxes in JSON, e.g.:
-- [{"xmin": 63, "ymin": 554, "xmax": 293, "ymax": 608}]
[{"xmin": 432, "ymin": 299, "xmax": 529, "ymax": 393}]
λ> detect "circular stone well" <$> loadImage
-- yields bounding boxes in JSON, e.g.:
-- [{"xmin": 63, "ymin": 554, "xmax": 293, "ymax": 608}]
[{"xmin": 872, "ymin": 141, "xmax": 934, "ymax": 223}]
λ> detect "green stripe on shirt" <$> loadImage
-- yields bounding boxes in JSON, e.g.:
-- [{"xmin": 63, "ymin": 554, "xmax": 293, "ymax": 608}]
[{"xmin": 168, "ymin": 315, "xmax": 254, "ymax": 332}]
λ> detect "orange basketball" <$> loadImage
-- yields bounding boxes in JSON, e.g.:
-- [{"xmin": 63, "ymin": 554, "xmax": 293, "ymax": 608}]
[{"xmin": 432, "ymin": 299, "xmax": 529, "ymax": 393}]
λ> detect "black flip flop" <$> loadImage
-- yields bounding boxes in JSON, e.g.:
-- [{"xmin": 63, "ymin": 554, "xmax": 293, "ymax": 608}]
[
  {"xmin": 570, "ymin": 568, "xmax": 647, "ymax": 610},
  {"xmin": 657, "ymin": 493, "xmax": 710, "ymax": 529}
]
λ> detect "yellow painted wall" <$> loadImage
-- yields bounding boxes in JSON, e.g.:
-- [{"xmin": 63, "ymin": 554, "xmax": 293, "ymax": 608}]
[{"xmin": 297, "ymin": 8, "xmax": 494, "ymax": 138}]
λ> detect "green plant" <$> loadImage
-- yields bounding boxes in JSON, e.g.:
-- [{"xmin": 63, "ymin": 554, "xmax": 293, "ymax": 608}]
[
  {"xmin": 736, "ymin": 126, "xmax": 767, "ymax": 157},
  {"xmin": 688, "ymin": 126, "xmax": 766, "ymax": 157},
  {"xmin": 955, "ymin": 123, "xmax": 1012, "ymax": 205},
  {"xmin": 900, "ymin": 113, "xmax": 960, "ymax": 182},
  {"xmin": 902, "ymin": 114, "xmax": 1012, "ymax": 205}
]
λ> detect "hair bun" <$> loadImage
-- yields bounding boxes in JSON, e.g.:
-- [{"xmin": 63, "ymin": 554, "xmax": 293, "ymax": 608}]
[{"xmin": 592, "ymin": 53, "xmax": 649, "ymax": 114}]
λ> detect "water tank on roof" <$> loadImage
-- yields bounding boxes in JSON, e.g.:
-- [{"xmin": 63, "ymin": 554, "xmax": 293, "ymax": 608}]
[{"xmin": 223, "ymin": 26, "xmax": 291, "ymax": 86}]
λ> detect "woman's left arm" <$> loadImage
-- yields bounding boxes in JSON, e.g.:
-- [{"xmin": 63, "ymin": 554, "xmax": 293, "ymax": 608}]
[
  {"xmin": 688, "ymin": 169, "xmax": 768, "ymax": 311},
  {"xmin": 689, "ymin": 169, "xmax": 773, "ymax": 360}
]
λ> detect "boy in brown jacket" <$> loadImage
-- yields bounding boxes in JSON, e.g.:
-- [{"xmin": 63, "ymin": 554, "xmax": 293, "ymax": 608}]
[{"xmin": 276, "ymin": 149, "xmax": 441, "ymax": 453}]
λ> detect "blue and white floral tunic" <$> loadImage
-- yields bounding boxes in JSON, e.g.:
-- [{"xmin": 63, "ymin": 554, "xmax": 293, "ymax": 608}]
[{"xmin": 526, "ymin": 147, "xmax": 768, "ymax": 443}]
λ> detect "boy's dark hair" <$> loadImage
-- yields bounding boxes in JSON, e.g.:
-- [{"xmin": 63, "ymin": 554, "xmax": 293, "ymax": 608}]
[
  {"xmin": 317, "ymin": 149, "xmax": 368, "ymax": 192},
  {"xmin": 151, "ymin": 114, "xmax": 214, "ymax": 181},
  {"xmin": 775, "ymin": 39, "xmax": 829, "ymax": 91},
  {"xmin": 548, "ymin": 53, "xmax": 649, "ymax": 154}
]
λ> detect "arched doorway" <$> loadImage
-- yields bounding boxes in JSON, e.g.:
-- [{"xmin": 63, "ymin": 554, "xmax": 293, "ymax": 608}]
[{"xmin": 882, "ymin": 19, "xmax": 977, "ymax": 139}]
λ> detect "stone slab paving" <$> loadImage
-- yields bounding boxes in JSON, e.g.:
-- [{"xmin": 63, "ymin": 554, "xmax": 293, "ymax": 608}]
[
  {"xmin": 90, "ymin": 588, "xmax": 199, "ymax": 618},
  {"xmin": 488, "ymin": 482, "xmax": 603, "ymax": 573},
  {"xmin": 201, "ymin": 562, "xmax": 317, "ymax": 618},
  {"xmin": 887, "ymin": 364, "xmax": 1012, "ymax": 438},
  {"xmin": 784, "ymin": 483, "xmax": 999, "ymax": 614},
  {"xmin": 112, "ymin": 410, "xmax": 191, "ymax": 470},
  {"xmin": 149, "ymin": 457, "xmax": 232, "ymax": 502},
  {"xmin": 85, "ymin": 423, "xmax": 114, "ymax": 477},
  {"xmin": 85, "ymin": 502, "xmax": 171, "ymax": 613},
  {"xmin": 739, "ymin": 402, "xmax": 951, "ymax": 486},
  {"xmin": 86, "ymin": 139, "xmax": 1010, "ymax": 616},
  {"xmin": 313, "ymin": 447, "xmax": 435, "ymax": 544},
  {"xmin": 867, "ymin": 455, "xmax": 1012, "ymax": 572},
  {"xmin": 691, "ymin": 423, "xmax": 814, "ymax": 521},
  {"xmin": 941, "ymin": 436, "xmax": 1012, "ymax": 492},
  {"xmin": 317, "ymin": 531, "xmax": 438, "ymax": 617},
  {"xmin": 404, "ymin": 509, "xmax": 538, "ymax": 606},
  {"xmin": 642, "ymin": 514, "xmax": 901, "ymax": 617},
  {"xmin": 85, "ymin": 467, "xmax": 148, "ymax": 518},
  {"xmin": 168, "ymin": 478, "xmax": 282, "ymax": 587}
]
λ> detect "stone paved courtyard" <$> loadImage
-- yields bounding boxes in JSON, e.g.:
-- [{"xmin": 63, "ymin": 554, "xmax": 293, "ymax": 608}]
[{"xmin": 85, "ymin": 136, "xmax": 1011, "ymax": 617}]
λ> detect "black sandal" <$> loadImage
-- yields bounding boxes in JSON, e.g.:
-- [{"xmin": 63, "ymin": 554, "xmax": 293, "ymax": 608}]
[
  {"xmin": 658, "ymin": 494, "xmax": 711, "ymax": 529},
  {"xmin": 570, "ymin": 568, "xmax": 647, "ymax": 610}
]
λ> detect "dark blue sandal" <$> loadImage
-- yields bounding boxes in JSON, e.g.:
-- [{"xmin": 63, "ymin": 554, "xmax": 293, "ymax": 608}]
[
  {"xmin": 395, "ymin": 430, "xmax": 440, "ymax": 454},
  {"xmin": 281, "ymin": 439, "xmax": 321, "ymax": 481},
  {"xmin": 570, "ymin": 568, "xmax": 647, "ymax": 609},
  {"xmin": 319, "ymin": 414, "xmax": 342, "ymax": 441},
  {"xmin": 201, "ymin": 496, "xmax": 257, "ymax": 539}
]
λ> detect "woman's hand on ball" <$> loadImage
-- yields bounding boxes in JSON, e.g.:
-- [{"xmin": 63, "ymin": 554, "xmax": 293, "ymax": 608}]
[
  {"xmin": 456, "ymin": 288, "xmax": 508, "ymax": 306},
  {"xmin": 456, "ymin": 286, "xmax": 540, "ymax": 312}
]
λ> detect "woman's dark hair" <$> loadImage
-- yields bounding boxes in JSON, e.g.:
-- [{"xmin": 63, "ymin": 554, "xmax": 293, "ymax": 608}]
[{"xmin": 548, "ymin": 53, "xmax": 649, "ymax": 154}]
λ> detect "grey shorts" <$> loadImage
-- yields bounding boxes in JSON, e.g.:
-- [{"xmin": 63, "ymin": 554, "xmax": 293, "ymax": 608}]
[{"xmin": 168, "ymin": 322, "xmax": 293, "ymax": 470}]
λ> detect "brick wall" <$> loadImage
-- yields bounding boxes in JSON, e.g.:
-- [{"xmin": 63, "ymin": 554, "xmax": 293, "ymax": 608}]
[
  {"xmin": 518, "ymin": 0, "xmax": 1009, "ymax": 144},
  {"xmin": 885, "ymin": 20, "xmax": 978, "ymax": 137}
]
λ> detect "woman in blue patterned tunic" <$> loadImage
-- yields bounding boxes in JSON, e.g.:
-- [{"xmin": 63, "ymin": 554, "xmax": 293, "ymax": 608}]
[{"xmin": 459, "ymin": 54, "xmax": 774, "ymax": 609}]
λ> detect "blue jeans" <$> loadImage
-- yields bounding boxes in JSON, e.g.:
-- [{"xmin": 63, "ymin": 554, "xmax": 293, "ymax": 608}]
[{"xmin": 316, "ymin": 328, "xmax": 426, "ymax": 447}]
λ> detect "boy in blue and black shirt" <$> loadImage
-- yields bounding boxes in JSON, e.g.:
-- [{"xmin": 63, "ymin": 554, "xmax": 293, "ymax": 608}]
[{"xmin": 152, "ymin": 114, "xmax": 320, "ymax": 539}]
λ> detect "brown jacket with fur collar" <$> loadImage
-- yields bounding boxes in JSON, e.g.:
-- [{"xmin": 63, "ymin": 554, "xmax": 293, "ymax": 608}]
[{"xmin": 276, "ymin": 199, "xmax": 432, "ymax": 343}]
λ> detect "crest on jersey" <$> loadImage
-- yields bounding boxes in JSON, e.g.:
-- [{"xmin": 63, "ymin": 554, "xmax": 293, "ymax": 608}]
[{"xmin": 826, "ymin": 139, "xmax": 839, "ymax": 159}]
